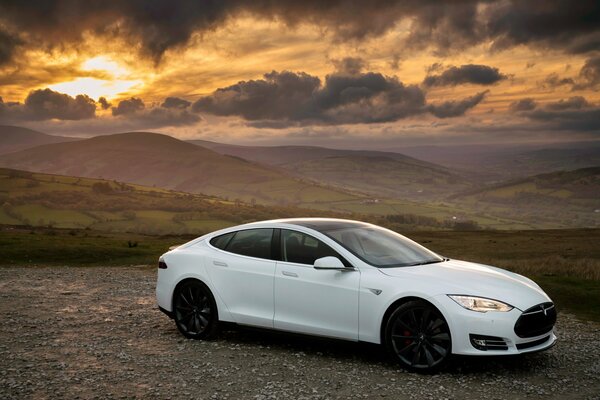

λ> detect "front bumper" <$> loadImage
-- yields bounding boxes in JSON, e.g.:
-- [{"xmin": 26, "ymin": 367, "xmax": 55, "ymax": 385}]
[{"xmin": 432, "ymin": 294, "xmax": 557, "ymax": 356}]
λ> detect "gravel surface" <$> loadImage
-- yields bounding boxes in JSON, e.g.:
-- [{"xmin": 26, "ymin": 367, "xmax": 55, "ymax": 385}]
[{"xmin": 0, "ymin": 266, "xmax": 599, "ymax": 400}]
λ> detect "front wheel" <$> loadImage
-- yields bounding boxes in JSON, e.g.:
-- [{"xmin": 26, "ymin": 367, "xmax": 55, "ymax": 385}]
[
  {"xmin": 173, "ymin": 280, "xmax": 219, "ymax": 340},
  {"xmin": 384, "ymin": 300, "xmax": 452, "ymax": 372}
]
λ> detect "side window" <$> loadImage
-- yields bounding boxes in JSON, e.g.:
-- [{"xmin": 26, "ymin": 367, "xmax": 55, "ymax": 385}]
[
  {"xmin": 223, "ymin": 229, "xmax": 274, "ymax": 260},
  {"xmin": 281, "ymin": 229, "xmax": 344, "ymax": 265},
  {"xmin": 209, "ymin": 232, "xmax": 235, "ymax": 250}
]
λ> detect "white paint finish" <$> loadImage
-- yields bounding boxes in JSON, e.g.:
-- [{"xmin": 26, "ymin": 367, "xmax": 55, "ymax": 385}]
[
  {"xmin": 156, "ymin": 218, "xmax": 556, "ymax": 358},
  {"xmin": 204, "ymin": 248, "xmax": 276, "ymax": 328},
  {"xmin": 274, "ymin": 260, "xmax": 360, "ymax": 340}
]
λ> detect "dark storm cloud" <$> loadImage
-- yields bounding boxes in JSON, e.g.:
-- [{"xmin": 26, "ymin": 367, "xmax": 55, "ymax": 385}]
[
  {"xmin": 484, "ymin": 1, "xmax": 600, "ymax": 54},
  {"xmin": 161, "ymin": 97, "xmax": 192, "ymax": 109},
  {"xmin": 0, "ymin": 1, "xmax": 599, "ymax": 65},
  {"xmin": 193, "ymin": 71, "xmax": 321, "ymax": 121},
  {"xmin": 111, "ymin": 96, "xmax": 200, "ymax": 127},
  {"xmin": 423, "ymin": 64, "xmax": 507, "ymax": 87},
  {"xmin": 0, "ymin": 89, "xmax": 97, "ymax": 121},
  {"xmin": 574, "ymin": 56, "xmax": 600, "ymax": 89},
  {"xmin": 0, "ymin": 28, "xmax": 21, "ymax": 65},
  {"xmin": 98, "ymin": 97, "xmax": 111, "ymax": 110},
  {"xmin": 522, "ymin": 96, "xmax": 600, "ymax": 132},
  {"xmin": 332, "ymin": 57, "xmax": 366, "ymax": 75},
  {"xmin": 111, "ymin": 97, "xmax": 145, "ymax": 116},
  {"xmin": 428, "ymin": 91, "xmax": 488, "ymax": 118},
  {"xmin": 193, "ymin": 70, "xmax": 484, "ymax": 126},
  {"xmin": 509, "ymin": 98, "xmax": 537, "ymax": 112},
  {"xmin": 545, "ymin": 96, "xmax": 591, "ymax": 111}
]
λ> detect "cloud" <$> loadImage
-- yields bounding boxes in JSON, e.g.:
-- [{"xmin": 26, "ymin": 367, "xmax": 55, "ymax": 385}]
[
  {"xmin": 428, "ymin": 91, "xmax": 488, "ymax": 118},
  {"xmin": 0, "ymin": 88, "xmax": 97, "ymax": 121},
  {"xmin": 98, "ymin": 97, "xmax": 111, "ymax": 110},
  {"xmin": 540, "ymin": 73, "xmax": 575, "ymax": 88},
  {"xmin": 423, "ymin": 64, "xmax": 507, "ymax": 87},
  {"xmin": 521, "ymin": 96, "xmax": 600, "ymax": 132},
  {"xmin": 574, "ymin": 55, "xmax": 600, "ymax": 89},
  {"xmin": 111, "ymin": 96, "xmax": 200, "ymax": 128},
  {"xmin": 545, "ymin": 96, "xmax": 591, "ymax": 110},
  {"xmin": 0, "ymin": 1, "xmax": 599, "ymax": 66},
  {"xmin": 111, "ymin": 97, "xmax": 145, "ymax": 116},
  {"xmin": 161, "ymin": 97, "xmax": 192, "ymax": 109},
  {"xmin": 332, "ymin": 57, "xmax": 366, "ymax": 75},
  {"xmin": 484, "ymin": 1, "xmax": 600, "ymax": 54},
  {"xmin": 193, "ymin": 69, "xmax": 485, "ymax": 126},
  {"xmin": 0, "ymin": 28, "xmax": 21, "ymax": 65},
  {"xmin": 509, "ymin": 98, "xmax": 537, "ymax": 112}
]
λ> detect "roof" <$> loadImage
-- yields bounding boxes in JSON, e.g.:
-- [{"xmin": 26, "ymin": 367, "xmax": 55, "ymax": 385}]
[{"xmin": 274, "ymin": 218, "xmax": 371, "ymax": 232}]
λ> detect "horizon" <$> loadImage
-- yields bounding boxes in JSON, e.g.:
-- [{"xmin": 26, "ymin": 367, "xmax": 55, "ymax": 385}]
[{"xmin": 0, "ymin": 1, "xmax": 599, "ymax": 148}]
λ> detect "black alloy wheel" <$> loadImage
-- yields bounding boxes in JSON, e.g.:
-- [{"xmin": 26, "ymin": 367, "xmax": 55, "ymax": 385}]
[
  {"xmin": 385, "ymin": 300, "xmax": 452, "ymax": 371},
  {"xmin": 173, "ymin": 280, "xmax": 219, "ymax": 340}
]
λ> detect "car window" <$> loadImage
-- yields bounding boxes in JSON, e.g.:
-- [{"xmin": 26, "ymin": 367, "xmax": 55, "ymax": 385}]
[
  {"xmin": 281, "ymin": 229, "xmax": 344, "ymax": 265},
  {"xmin": 223, "ymin": 229, "xmax": 274, "ymax": 260},
  {"xmin": 209, "ymin": 232, "xmax": 235, "ymax": 250}
]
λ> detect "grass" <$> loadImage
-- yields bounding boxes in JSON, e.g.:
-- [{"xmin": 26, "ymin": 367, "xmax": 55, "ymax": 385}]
[
  {"xmin": 1, "ymin": 226, "xmax": 598, "ymax": 322},
  {"xmin": 0, "ymin": 227, "xmax": 181, "ymax": 266}
]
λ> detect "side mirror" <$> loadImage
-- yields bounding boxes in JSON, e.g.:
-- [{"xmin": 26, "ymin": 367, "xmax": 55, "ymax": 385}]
[{"xmin": 314, "ymin": 256, "xmax": 348, "ymax": 271}]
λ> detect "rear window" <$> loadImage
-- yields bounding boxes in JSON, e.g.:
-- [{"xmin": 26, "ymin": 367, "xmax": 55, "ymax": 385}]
[
  {"xmin": 209, "ymin": 232, "xmax": 235, "ymax": 250},
  {"xmin": 211, "ymin": 228, "xmax": 275, "ymax": 260}
]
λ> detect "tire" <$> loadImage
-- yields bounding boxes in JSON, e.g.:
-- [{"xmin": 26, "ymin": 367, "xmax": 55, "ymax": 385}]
[
  {"xmin": 172, "ymin": 280, "xmax": 219, "ymax": 340},
  {"xmin": 384, "ymin": 300, "xmax": 452, "ymax": 372}
]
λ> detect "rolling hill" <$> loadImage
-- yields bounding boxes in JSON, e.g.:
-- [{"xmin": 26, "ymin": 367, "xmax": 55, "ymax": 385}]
[
  {"xmin": 189, "ymin": 140, "xmax": 471, "ymax": 200},
  {"xmin": 0, "ymin": 132, "xmax": 367, "ymax": 207},
  {"xmin": 450, "ymin": 167, "xmax": 600, "ymax": 228},
  {"xmin": 0, "ymin": 168, "xmax": 477, "ymax": 234},
  {"xmin": 0, "ymin": 125, "xmax": 78, "ymax": 155},
  {"xmin": 399, "ymin": 142, "xmax": 600, "ymax": 181}
]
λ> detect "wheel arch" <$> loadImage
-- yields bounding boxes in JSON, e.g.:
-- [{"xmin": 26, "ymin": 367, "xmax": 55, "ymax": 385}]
[
  {"xmin": 379, "ymin": 296, "xmax": 449, "ymax": 345},
  {"xmin": 171, "ymin": 277, "xmax": 220, "ymax": 320}
]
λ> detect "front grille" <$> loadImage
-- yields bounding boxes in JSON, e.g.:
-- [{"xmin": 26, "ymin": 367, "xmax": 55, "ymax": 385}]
[
  {"xmin": 516, "ymin": 335, "xmax": 551, "ymax": 350},
  {"xmin": 514, "ymin": 302, "xmax": 556, "ymax": 338},
  {"xmin": 470, "ymin": 334, "xmax": 508, "ymax": 351}
]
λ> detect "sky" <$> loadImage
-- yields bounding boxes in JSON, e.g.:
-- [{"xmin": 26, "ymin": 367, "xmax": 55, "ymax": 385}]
[{"xmin": 0, "ymin": 0, "xmax": 599, "ymax": 149}]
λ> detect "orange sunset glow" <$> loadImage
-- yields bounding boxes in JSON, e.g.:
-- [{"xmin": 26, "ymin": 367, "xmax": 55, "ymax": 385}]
[{"xmin": 0, "ymin": 1, "xmax": 598, "ymax": 147}]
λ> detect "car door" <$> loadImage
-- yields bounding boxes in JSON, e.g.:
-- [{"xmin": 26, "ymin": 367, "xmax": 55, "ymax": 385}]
[
  {"xmin": 206, "ymin": 228, "xmax": 276, "ymax": 328},
  {"xmin": 274, "ymin": 229, "xmax": 360, "ymax": 340}
]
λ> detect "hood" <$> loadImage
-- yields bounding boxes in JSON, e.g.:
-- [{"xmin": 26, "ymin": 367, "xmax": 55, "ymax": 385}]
[{"xmin": 380, "ymin": 259, "xmax": 550, "ymax": 311}]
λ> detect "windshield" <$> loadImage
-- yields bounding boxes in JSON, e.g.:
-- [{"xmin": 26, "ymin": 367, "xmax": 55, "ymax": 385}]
[{"xmin": 321, "ymin": 225, "xmax": 444, "ymax": 268}]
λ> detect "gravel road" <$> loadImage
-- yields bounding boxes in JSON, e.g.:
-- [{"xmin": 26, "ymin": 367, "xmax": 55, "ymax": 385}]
[{"xmin": 0, "ymin": 266, "xmax": 599, "ymax": 400}]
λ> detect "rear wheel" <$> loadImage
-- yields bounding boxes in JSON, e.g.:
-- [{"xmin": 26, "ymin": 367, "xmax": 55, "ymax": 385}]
[
  {"xmin": 384, "ymin": 300, "xmax": 451, "ymax": 372},
  {"xmin": 173, "ymin": 280, "xmax": 219, "ymax": 340}
]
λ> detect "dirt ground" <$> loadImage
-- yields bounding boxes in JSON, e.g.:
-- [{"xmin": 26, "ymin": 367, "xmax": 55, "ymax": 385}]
[{"xmin": 0, "ymin": 266, "xmax": 599, "ymax": 399}]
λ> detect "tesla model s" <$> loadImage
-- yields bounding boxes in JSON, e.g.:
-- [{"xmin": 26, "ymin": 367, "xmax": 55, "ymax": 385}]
[{"xmin": 156, "ymin": 218, "xmax": 556, "ymax": 371}]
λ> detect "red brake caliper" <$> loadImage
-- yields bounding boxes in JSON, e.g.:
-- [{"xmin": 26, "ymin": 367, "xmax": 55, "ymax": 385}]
[{"xmin": 404, "ymin": 330, "xmax": 412, "ymax": 345}]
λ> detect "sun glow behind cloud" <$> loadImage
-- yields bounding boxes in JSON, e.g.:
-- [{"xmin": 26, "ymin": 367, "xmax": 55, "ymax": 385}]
[{"xmin": 48, "ymin": 56, "xmax": 143, "ymax": 100}]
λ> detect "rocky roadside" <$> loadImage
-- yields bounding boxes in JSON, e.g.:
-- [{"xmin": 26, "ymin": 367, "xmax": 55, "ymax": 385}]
[{"xmin": 0, "ymin": 266, "xmax": 599, "ymax": 399}]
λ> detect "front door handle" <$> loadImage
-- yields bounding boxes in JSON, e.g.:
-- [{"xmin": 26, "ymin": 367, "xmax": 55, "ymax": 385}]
[
  {"xmin": 213, "ymin": 260, "xmax": 228, "ymax": 267},
  {"xmin": 282, "ymin": 271, "xmax": 298, "ymax": 278}
]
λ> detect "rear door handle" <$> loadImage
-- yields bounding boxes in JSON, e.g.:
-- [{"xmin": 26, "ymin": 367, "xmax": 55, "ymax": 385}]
[
  {"xmin": 213, "ymin": 260, "xmax": 228, "ymax": 267},
  {"xmin": 282, "ymin": 271, "xmax": 298, "ymax": 278}
]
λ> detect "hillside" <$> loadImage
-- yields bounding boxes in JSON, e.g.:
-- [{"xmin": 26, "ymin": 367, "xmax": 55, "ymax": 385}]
[
  {"xmin": 400, "ymin": 142, "xmax": 600, "ymax": 181},
  {"xmin": 190, "ymin": 140, "xmax": 471, "ymax": 200},
  {"xmin": 0, "ymin": 168, "xmax": 482, "ymax": 234},
  {"xmin": 451, "ymin": 167, "xmax": 600, "ymax": 228},
  {"xmin": 0, "ymin": 132, "xmax": 361, "ymax": 207},
  {"xmin": 0, "ymin": 168, "xmax": 345, "ymax": 234},
  {"xmin": 0, "ymin": 125, "xmax": 77, "ymax": 155}
]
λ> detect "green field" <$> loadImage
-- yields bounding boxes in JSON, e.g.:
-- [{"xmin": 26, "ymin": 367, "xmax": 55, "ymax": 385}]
[
  {"xmin": 1, "ymin": 226, "xmax": 598, "ymax": 322},
  {"xmin": 1, "ymin": 168, "xmax": 518, "ymax": 233}
]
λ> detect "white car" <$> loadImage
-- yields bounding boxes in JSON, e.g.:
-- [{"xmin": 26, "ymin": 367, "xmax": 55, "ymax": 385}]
[{"xmin": 156, "ymin": 218, "xmax": 556, "ymax": 371}]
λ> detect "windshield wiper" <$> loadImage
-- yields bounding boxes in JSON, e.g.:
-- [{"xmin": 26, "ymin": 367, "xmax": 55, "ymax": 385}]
[{"xmin": 404, "ymin": 259, "xmax": 447, "ymax": 267}]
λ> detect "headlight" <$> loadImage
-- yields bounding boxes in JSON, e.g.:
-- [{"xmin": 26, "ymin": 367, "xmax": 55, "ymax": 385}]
[{"xmin": 448, "ymin": 295, "xmax": 513, "ymax": 312}]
